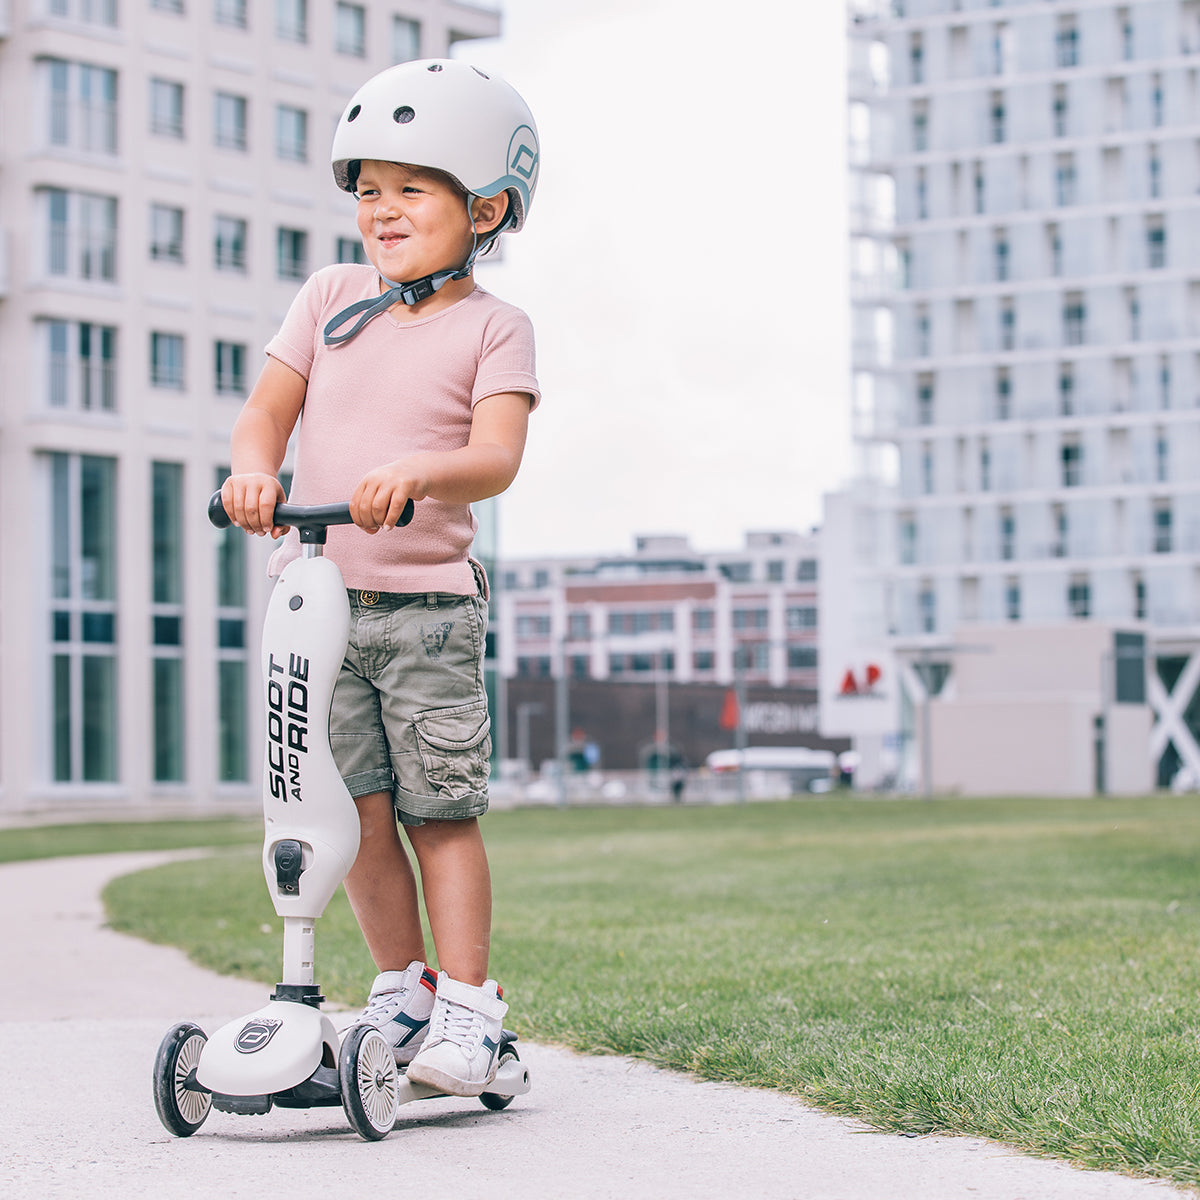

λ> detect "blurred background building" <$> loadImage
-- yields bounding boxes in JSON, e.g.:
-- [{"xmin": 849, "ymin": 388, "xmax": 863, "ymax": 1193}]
[
  {"xmin": 496, "ymin": 530, "xmax": 848, "ymax": 776},
  {"xmin": 0, "ymin": 0, "xmax": 502, "ymax": 816},
  {"xmin": 828, "ymin": 0, "xmax": 1200, "ymax": 793}
]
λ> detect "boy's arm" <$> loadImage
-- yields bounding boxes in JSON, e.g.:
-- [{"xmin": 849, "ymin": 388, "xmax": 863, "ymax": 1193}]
[
  {"xmin": 350, "ymin": 391, "xmax": 532, "ymax": 533},
  {"xmin": 221, "ymin": 356, "xmax": 308, "ymax": 537}
]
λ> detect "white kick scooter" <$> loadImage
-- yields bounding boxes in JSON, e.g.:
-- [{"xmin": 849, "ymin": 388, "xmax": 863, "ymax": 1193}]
[{"xmin": 152, "ymin": 493, "xmax": 530, "ymax": 1141}]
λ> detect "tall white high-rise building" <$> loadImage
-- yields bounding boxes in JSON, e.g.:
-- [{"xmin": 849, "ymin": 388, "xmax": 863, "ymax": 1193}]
[
  {"xmin": 832, "ymin": 0, "xmax": 1200, "ymax": 789},
  {"xmin": 0, "ymin": 0, "xmax": 501, "ymax": 816}
]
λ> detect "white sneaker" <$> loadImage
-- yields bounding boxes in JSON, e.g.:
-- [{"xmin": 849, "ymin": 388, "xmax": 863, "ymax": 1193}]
[
  {"xmin": 350, "ymin": 961, "xmax": 438, "ymax": 1065},
  {"xmin": 405, "ymin": 973, "xmax": 508, "ymax": 1096}
]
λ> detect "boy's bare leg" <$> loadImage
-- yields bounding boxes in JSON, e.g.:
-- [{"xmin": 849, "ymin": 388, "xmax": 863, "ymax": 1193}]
[
  {"xmin": 343, "ymin": 791, "xmax": 428, "ymax": 970},
  {"xmin": 405, "ymin": 817, "xmax": 492, "ymax": 986}
]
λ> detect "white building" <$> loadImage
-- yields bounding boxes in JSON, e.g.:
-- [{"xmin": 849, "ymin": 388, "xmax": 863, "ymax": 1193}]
[
  {"xmin": 829, "ymin": 0, "xmax": 1200, "ymax": 792},
  {"xmin": 0, "ymin": 0, "xmax": 502, "ymax": 817},
  {"xmin": 499, "ymin": 531, "xmax": 822, "ymax": 690},
  {"xmin": 496, "ymin": 531, "xmax": 828, "ymax": 769}
]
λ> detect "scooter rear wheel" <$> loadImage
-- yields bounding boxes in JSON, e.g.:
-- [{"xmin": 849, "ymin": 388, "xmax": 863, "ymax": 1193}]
[
  {"xmin": 153, "ymin": 1022, "xmax": 212, "ymax": 1136},
  {"xmin": 480, "ymin": 1045, "xmax": 522, "ymax": 1111},
  {"xmin": 339, "ymin": 1025, "xmax": 398, "ymax": 1140}
]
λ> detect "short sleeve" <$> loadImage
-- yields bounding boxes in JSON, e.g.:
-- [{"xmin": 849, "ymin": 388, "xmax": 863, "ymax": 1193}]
[
  {"xmin": 472, "ymin": 306, "xmax": 540, "ymax": 411},
  {"xmin": 264, "ymin": 272, "xmax": 326, "ymax": 381}
]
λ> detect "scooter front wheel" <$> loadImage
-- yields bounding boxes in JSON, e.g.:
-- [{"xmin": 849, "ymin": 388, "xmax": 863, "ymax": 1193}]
[
  {"xmin": 153, "ymin": 1022, "xmax": 212, "ymax": 1136},
  {"xmin": 339, "ymin": 1025, "xmax": 398, "ymax": 1140}
]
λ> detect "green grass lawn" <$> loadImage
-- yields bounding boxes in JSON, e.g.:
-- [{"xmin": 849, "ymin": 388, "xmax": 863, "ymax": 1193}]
[{"xmin": 91, "ymin": 795, "xmax": 1200, "ymax": 1185}]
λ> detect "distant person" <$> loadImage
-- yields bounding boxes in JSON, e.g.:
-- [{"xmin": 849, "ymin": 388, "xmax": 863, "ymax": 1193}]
[{"xmin": 220, "ymin": 59, "xmax": 540, "ymax": 1097}]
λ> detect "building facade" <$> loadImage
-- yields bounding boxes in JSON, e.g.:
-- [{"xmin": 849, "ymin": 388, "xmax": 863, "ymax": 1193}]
[
  {"xmin": 496, "ymin": 531, "xmax": 848, "ymax": 773},
  {"xmin": 0, "ymin": 0, "xmax": 501, "ymax": 816},
  {"xmin": 831, "ymin": 0, "xmax": 1200, "ymax": 790}
]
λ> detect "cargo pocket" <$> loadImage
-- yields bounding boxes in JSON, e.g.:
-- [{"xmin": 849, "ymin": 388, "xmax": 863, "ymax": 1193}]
[{"xmin": 411, "ymin": 700, "xmax": 492, "ymax": 799}]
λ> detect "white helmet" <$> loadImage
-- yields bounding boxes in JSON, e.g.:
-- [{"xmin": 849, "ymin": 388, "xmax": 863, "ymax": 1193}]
[{"xmin": 331, "ymin": 58, "xmax": 539, "ymax": 233}]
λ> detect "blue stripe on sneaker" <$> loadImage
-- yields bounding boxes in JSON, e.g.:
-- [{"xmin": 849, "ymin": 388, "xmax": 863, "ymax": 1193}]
[
  {"xmin": 390, "ymin": 1012, "xmax": 430, "ymax": 1048},
  {"xmin": 482, "ymin": 1035, "xmax": 498, "ymax": 1054}
]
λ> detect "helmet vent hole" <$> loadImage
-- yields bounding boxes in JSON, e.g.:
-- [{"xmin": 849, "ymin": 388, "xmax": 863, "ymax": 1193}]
[
  {"xmin": 427, "ymin": 63, "xmax": 443, "ymax": 72},
  {"xmin": 472, "ymin": 67, "xmax": 490, "ymax": 79},
  {"xmin": 347, "ymin": 104, "xmax": 361, "ymax": 122},
  {"xmin": 393, "ymin": 106, "xmax": 415, "ymax": 124}
]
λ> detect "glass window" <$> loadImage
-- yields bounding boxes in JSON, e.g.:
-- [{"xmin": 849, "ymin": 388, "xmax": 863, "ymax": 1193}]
[
  {"xmin": 1055, "ymin": 154, "xmax": 1076, "ymax": 205},
  {"xmin": 215, "ymin": 467, "xmax": 249, "ymax": 781},
  {"xmin": 48, "ymin": 452, "xmax": 118, "ymax": 783},
  {"xmin": 149, "ymin": 203, "xmax": 185, "ymax": 263},
  {"xmin": 150, "ymin": 332, "xmax": 185, "ymax": 389},
  {"xmin": 787, "ymin": 605, "xmax": 818, "ymax": 629},
  {"xmin": 42, "ymin": 319, "xmax": 117, "ymax": 412},
  {"xmin": 214, "ymin": 214, "xmax": 247, "ymax": 270},
  {"xmin": 1068, "ymin": 576, "xmax": 1090, "ymax": 619},
  {"xmin": 1063, "ymin": 294, "xmax": 1086, "ymax": 345},
  {"xmin": 48, "ymin": 0, "xmax": 117, "ymax": 24},
  {"xmin": 152, "ymin": 462, "xmax": 185, "ymax": 782},
  {"xmin": 336, "ymin": 2, "xmax": 365, "ymax": 54},
  {"xmin": 1154, "ymin": 501, "xmax": 1173, "ymax": 553},
  {"xmin": 392, "ymin": 16, "xmax": 420, "ymax": 62},
  {"xmin": 214, "ymin": 340, "xmax": 246, "ymax": 395},
  {"xmin": 214, "ymin": 0, "xmax": 247, "ymax": 27},
  {"xmin": 732, "ymin": 608, "xmax": 768, "ymax": 631},
  {"xmin": 918, "ymin": 583, "xmax": 936, "ymax": 633},
  {"xmin": 275, "ymin": 104, "xmax": 308, "ymax": 162},
  {"xmin": 1005, "ymin": 577, "xmax": 1021, "ymax": 621},
  {"xmin": 43, "ymin": 188, "xmax": 117, "ymax": 282},
  {"xmin": 1146, "ymin": 216, "xmax": 1166, "ymax": 268},
  {"xmin": 275, "ymin": 0, "xmax": 307, "ymax": 42},
  {"xmin": 151, "ymin": 0, "xmax": 185, "ymax": 12},
  {"xmin": 336, "ymin": 236, "xmax": 366, "ymax": 264},
  {"xmin": 990, "ymin": 92, "xmax": 1005, "ymax": 143},
  {"xmin": 1055, "ymin": 19, "xmax": 1078, "ymax": 68},
  {"xmin": 788, "ymin": 645, "xmax": 818, "ymax": 670},
  {"xmin": 214, "ymin": 91, "xmax": 248, "ymax": 150},
  {"xmin": 45, "ymin": 59, "xmax": 118, "ymax": 154},
  {"xmin": 276, "ymin": 227, "xmax": 308, "ymax": 280},
  {"xmin": 149, "ymin": 78, "xmax": 185, "ymax": 138},
  {"xmin": 1061, "ymin": 438, "xmax": 1082, "ymax": 487}
]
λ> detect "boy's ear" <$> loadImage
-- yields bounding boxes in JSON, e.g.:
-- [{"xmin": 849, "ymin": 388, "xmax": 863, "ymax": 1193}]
[{"xmin": 471, "ymin": 192, "xmax": 510, "ymax": 235}]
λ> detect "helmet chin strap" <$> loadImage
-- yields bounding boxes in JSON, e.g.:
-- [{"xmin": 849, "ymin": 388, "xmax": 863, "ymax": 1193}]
[{"xmin": 323, "ymin": 202, "xmax": 507, "ymax": 347}]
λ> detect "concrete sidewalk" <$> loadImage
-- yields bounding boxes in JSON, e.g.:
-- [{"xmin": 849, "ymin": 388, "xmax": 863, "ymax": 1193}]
[{"xmin": 0, "ymin": 851, "xmax": 1191, "ymax": 1200}]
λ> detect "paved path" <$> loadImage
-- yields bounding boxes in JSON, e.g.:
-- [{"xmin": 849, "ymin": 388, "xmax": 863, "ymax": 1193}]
[{"xmin": 0, "ymin": 851, "xmax": 1192, "ymax": 1200}]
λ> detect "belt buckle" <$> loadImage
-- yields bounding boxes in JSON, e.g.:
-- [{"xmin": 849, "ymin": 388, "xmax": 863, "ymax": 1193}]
[{"xmin": 359, "ymin": 590, "xmax": 379, "ymax": 607}]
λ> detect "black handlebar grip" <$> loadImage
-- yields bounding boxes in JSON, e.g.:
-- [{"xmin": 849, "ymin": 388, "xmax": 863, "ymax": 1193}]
[
  {"xmin": 206, "ymin": 491, "xmax": 414, "ymax": 530},
  {"xmin": 208, "ymin": 491, "xmax": 233, "ymax": 529}
]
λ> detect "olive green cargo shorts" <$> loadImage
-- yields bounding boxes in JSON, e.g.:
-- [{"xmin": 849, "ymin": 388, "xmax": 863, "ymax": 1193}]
[{"xmin": 331, "ymin": 587, "xmax": 491, "ymax": 826}]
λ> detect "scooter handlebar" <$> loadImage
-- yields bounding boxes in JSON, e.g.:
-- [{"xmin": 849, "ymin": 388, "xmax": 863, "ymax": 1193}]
[{"xmin": 207, "ymin": 491, "xmax": 415, "ymax": 531}]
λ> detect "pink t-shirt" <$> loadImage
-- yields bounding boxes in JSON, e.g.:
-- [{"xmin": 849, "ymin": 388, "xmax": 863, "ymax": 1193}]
[{"xmin": 265, "ymin": 264, "xmax": 539, "ymax": 594}]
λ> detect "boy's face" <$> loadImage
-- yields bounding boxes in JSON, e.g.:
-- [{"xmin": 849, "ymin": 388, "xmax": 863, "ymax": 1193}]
[{"xmin": 354, "ymin": 160, "xmax": 476, "ymax": 284}]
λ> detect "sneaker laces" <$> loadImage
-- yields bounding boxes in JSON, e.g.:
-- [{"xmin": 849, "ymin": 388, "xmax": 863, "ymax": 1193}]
[
  {"xmin": 357, "ymin": 986, "xmax": 412, "ymax": 1026},
  {"xmin": 430, "ymin": 998, "xmax": 485, "ymax": 1051}
]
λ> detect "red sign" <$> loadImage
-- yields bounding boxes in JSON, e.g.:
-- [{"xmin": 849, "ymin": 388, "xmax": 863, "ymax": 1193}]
[{"xmin": 718, "ymin": 689, "xmax": 740, "ymax": 731}]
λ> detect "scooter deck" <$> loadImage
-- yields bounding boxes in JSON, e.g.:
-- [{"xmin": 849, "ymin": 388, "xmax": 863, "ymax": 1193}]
[{"xmin": 195, "ymin": 1032, "xmax": 529, "ymax": 1115}]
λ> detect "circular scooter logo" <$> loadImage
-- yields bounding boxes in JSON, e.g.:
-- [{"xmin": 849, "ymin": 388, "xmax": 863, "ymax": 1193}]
[{"xmin": 235, "ymin": 1017, "xmax": 284, "ymax": 1054}]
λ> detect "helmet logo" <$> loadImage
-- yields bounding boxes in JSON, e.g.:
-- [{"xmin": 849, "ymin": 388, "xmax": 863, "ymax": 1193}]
[{"xmin": 508, "ymin": 126, "xmax": 539, "ymax": 184}]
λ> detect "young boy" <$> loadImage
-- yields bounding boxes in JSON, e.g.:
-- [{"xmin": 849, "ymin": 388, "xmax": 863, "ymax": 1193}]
[{"xmin": 220, "ymin": 59, "xmax": 540, "ymax": 1097}]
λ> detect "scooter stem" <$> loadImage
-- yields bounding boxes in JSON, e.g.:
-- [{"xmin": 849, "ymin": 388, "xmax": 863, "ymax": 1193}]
[{"xmin": 282, "ymin": 916, "xmax": 317, "ymax": 986}]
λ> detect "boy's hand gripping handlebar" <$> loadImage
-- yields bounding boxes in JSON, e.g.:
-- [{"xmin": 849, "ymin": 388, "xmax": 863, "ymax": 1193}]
[{"xmin": 207, "ymin": 491, "xmax": 415, "ymax": 544}]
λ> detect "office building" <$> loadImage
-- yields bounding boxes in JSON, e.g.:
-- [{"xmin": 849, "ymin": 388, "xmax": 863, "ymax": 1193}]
[
  {"xmin": 0, "ymin": 0, "xmax": 501, "ymax": 815},
  {"xmin": 830, "ymin": 0, "xmax": 1200, "ymax": 790},
  {"xmin": 497, "ymin": 530, "xmax": 846, "ymax": 773}
]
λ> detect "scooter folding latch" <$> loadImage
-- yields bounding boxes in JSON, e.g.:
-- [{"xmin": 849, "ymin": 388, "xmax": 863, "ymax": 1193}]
[{"xmin": 274, "ymin": 840, "xmax": 304, "ymax": 895}]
